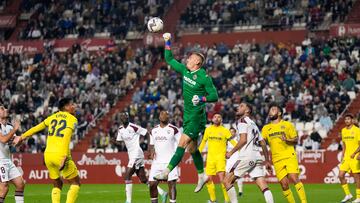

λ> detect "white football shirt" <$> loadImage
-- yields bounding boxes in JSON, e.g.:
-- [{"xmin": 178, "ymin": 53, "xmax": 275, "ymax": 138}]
[
  {"xmin": 116, "ymin": 122, "xmax": 147, "ymax": 159},
  {"xmin": 150, "ymin": 124, "xmax": 180, "ymax": 164},
  {"xmin": 0, "ymin": 122, "xmax": 13, "ymax": 159},
  {"xmin": 236, "ymin": 116, "xmax": 263, "ymax": 160}
]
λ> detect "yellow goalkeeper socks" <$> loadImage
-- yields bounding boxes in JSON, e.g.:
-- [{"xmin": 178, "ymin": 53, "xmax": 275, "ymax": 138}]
[
  {"xmin": 206, "ymin": 181, "xmax": 216, "ymax": 201},
  {"xmin": 66, "ymin": 184, "xmax": 80, "ymax": 203},
  {"xmin": 342, "ymin": 184, "xmax": 351, "ymax": 196},
  {"xmin": 221, "ymin": 183, "xmax": 230, "ymax": 202},
  {"xmin": 282, "ymin": 189, "xmax": 295, "ymax": 203},
  {"xmin": 357, "ymin": 188, "xmax": 360, "ymax": 199},
  {"xmin": 51, "ymin": 187, "xmax": 61, "ymax": 203},
  {"xmin": 295, "ymin": 182, "xmax": 307, "ymax": 203}
]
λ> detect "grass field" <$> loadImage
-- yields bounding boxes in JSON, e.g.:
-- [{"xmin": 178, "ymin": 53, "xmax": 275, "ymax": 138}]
[{"xmin": 2, "ymin": 183, "xmax": 351, "ymax": 202}]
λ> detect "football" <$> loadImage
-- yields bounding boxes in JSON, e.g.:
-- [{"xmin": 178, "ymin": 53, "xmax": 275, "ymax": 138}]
[{"xmin": 147, "ymin": 17, "xmax": 163, "ymax": 33}]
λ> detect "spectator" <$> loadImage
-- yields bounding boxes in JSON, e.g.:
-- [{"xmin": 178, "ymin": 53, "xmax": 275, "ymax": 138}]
[{"xmin": 310, "ymin": 128, "xmax": 322, "ymax": 150}]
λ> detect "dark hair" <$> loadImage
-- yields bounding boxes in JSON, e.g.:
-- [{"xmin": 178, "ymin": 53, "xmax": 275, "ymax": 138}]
[
  {"xmin": 345, "ymin": 113, "xmax": 354, "ymax": 119},
  {"xmin": 58, "ymin": 98, "xmax": 72, "ymax": 110},
  {"xmin": 243, "ymin": 102, "xmax": 253, "ymax": 115},
  {"xmin": 269, "ymin": 103, "xmax": 283, "ymax": 116}
]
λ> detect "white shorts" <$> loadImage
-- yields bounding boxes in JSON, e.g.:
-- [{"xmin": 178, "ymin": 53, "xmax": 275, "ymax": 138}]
[
  {"xmin": 226, "ymin": 151, "xmax": 240, "ymax": 172},
  {"xmin": 230, "ymin": 159, "xmax": 265, "ymax": 179},
  {"xmin": 128, "ymin": 158, "xmax": 145, "ymax": 170},
  {"xmin": 0, "ymin": 159, "xmax": 22, "ymax": 182},
  {"xmin": 149, "ymin": 163, "xmax": 179, "ymax": 181}
]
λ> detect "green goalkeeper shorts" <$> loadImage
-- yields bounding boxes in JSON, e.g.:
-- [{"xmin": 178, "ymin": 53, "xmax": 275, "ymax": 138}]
[{"xmin": 183, "ymin": 115, "xmax": 206, "ymax": 140}]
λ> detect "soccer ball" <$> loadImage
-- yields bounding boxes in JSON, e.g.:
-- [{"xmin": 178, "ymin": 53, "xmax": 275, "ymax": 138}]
[{"xmin": 147, "ymin": 17, "xmax": 163, "ymax": 33}]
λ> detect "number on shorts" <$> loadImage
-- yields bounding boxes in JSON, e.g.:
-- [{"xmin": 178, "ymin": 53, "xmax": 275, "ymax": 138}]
[{"xmin": 0, "ymin": 167, "xmax": 5, "ymax": 174}]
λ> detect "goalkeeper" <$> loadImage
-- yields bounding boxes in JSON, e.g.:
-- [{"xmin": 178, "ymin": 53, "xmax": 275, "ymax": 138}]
[{"xmin": 155, "ymin": 33, "xmax": 218, "ymax": 193}]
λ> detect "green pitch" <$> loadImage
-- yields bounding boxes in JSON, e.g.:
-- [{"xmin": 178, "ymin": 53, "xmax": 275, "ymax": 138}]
[{"xmin": 3, "ymin": 183, "xmax": 351, "ymax": 202}]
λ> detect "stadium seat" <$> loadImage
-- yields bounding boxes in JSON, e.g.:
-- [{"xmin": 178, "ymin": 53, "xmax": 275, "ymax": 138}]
[
  {"xmin": 314, "ymin": 122, "xmax": 322, "ymax": 129},
  {"xmin": 348, "ymin": 91, "xmax": 356, "ymax": 99},
  {"xmin": 318, "ymin": 129, "xmax": 328, "ymax": 138},
  {"xmin": 233, "ymin": 26, "xmax": 242, "ymax": 31},
  {"xmin": 105, "ymin": 148, "xmax": 114, "ymax": 153},
  {"xmin": 295, "ymin": 122, "xmax": 305, "ymax": 131},
  {"xmin": 304, "ymin": 122, "xmax": 314, "ymax": 131},
  {"xmin": 95, "ymin": 148, "xmax": 104, "ymax": 153},
  {"xmin": 211, "ymin": 27, "xmax": 219, "ymax": 33},
  {"xmin": 87, "ymin": 148, "xmax": 95, "ymax": 153}
]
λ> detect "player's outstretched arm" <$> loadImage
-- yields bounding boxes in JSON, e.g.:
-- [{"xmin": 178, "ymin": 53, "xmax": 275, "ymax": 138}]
[
  {"xmin": 13, "ymin": 121, "xmax": 46, "ymax": 145},
  {"xmin": 0, "ymin": 119, "xmax": 20, "ymax": 144},
  {"xmin": 163, "ymin": 33, "xmax": 186, "ymax": 74},
  {"xmin": 226, "ymin": 133, "xmax": 247, "ymax": 159},
  {"xmin": 204, "ymin": 76, "xmax": 218, "ymax": 103}
]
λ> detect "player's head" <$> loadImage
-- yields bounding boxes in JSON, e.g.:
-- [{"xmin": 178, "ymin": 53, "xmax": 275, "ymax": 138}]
[
  {"xmin": 0, "ymin": 105, "xmax": 8, "ymax": 119},
  {"xmin": 119, "ymin": 112, "xmax": 129, "ymax": 125},
  {"xmin": 186, "ymin": 52, "xmax": 205, "ymax": 71},
  {"xmin": 236, "ymin": 102, "xmax": 252, "ymax": 117},
  {"xmin": 212, "ymin": 113, "xmax": 222, "ymax": 126},
  {"xmin": 344, "ymin": 113, "xmax": 354, "ymax": 127},
  {"xmin": 58, "ymin": 98, "xmax": 76, "ymax": 115},
  {"xmin": 230, "ymin": 127, "xmax": 236, "ymax": 137},
  {"xmin": 159, "ymin": 110, "xmax": 169, "ymax": 124},
  {"xmin": 268, "ymin": 103, "xmax": 283, "ymax": 121}
]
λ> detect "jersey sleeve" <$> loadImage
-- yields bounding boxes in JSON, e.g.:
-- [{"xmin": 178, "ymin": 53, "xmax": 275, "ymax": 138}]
[
  {"xmin": 204, "ymin": 75, "xmax": 218, "ymax": 102},
  {"xmin": 287, "ymin": 122, "xmax": 297, "ymax": 139},
  {"xmin": 165, "ymin": 49, "xmax": 186, "ymax": 75},
  {"xmin": 174, "ymin": 127, "xmax": 181, "ymax": 144},
  {"xmin": 198, "ymin": 128, "xmax": 209, "ymax": 152},
  {"xmin": 149, "ymin": 130, "xmax": 154, "ymax": 145},
  {"xmin": 261, "ymin": 126, "xmax": 268, "ymax": 141},
  {"xmin": 22, "ymin": 118, "xmax": 48, "ymax": 139},
  {"xmin": 137, "ymin": 125, "xmax": 147, "ymax": 136},
  {"xmin": 66, "ymin": 116, "xmax": 78, "ymax": 130},
  {"xmin": 116, "ymin": 129, "xmax": 123, "ymax": 141},
  {"xmin": 237, "ymin": 123, "xmax": 248, "ymax": 135}
]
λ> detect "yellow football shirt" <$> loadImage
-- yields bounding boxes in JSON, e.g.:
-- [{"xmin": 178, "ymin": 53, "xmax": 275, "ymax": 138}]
[
  {"xmin": 342, "ymin": 125, "xmax": 360, "ymax": 160},
  {"xmin": 261, "ymin": 120, "xmax": 297, "ymax": 162},
  {"xmin": 22, "ymin": 111, "xmax": 78, "ymax": 157},
  {"xmin": 199, "ymin": 125, "xmax": 234, "ymax": 161}
]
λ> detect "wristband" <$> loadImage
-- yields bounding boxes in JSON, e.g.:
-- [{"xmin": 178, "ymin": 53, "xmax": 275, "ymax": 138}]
[
  {"xmin": 200, "ymin": 96, "xmax": 206, "ymax": 102},
  {"xmin": 165, "ymin": 40, "xmax": 171, "ymax": 50}
]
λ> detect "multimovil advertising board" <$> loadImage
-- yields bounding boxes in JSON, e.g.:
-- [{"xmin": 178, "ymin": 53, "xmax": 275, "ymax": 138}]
[{"xmin": 12, "ymin": 150, "xmax": 340, "ymax": 184}]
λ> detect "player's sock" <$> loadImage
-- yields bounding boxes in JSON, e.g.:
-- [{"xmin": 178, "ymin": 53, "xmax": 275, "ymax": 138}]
[
  {"xmin": 282, "ymin": 189, "xmax": 295, "ymax": 203},
  {"xmin": 168, "ymin": 147, "xmax": 185, "ymax": 171},
  {"xmin": 342, "ymin": 183, "xmax": 351, "ymax": 196},
  {"xmin": 65, "ymin": 184, "xmax": 80, "ymax": 203},
  {"xmin": 169, "ymin": 199, "xmax": 176, "ymax": 203},
  {"xmin": 206, "ymin": 181, "xmax": 216, "ymax": 201},
  {"xmin": 295, "ymin": 182, "xmax": 307, "ymax": 203},
  {"xmin": 357, "ymin": 188, "xmax": 360, "ymax": 199},
  {"xmin": 125, "ymin": 180, "xmax": 133, "ymax": 203},
  {"xmin": 14, "ymin": 191, "xmax": 24, "ymax": 203},
  {"xmin": 157, "ymin": 186, "xmax": 166, "ymax": 196},
  {"xmin": 191, "ymin": 150, "xmax": 204, "ymax": 174},
  {"xmin": 227, "ymin": 187, "xmax": 238, "ymax": 203},
  {"xmin": 237, "ymin": 179, "xmax": 243, "ymax": 194},
  {"xmin": 151, "ymin": 197, "xmax": 158, "ymax": 203},
  {"xmin": 262, "ymin": 188, "xmax": 274, "ymax": 203},
  {"xmin": 51, "ymin": 187, "xmax": 61, "ymax": 203},
  {"xmin": 0, "ymin": 197, "xmax": 4, "ymax": 203},
  {"xmin": 221, "ymin": 183, "xmax": 230, "ymax": 202}
]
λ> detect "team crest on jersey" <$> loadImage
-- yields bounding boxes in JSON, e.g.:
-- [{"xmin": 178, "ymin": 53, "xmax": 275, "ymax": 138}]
[
  {"xmin": 167, "ymin": 130, "xmax": 171, "ymax": 135},
  {"xmin": 281, "ymin": 125, "xmax": 285, "ymax": 129},
  {"xmin": 192, "ymin": 74, "xmax": 197, "ymax": 80},
  {"xmin": 249, "ymin": 161, "xmax": 255, "ymax": 167}
]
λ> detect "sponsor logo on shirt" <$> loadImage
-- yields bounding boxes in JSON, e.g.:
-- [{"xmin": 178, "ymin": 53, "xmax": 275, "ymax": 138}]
[
  {"xmin": 155, "ymin": 136, "xmax": 168, "ymax": 141},
  {"xmin": 183, "ymin": 76, "xmax": 196, "ymax": 86}
]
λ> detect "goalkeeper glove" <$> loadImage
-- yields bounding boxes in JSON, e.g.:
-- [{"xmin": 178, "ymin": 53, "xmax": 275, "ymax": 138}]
[
  {"xmin": 192, "ymin": 95, "xmax": 206, "ymax": 106},
  {"xmin": 163, "ymin": 33, "xmax": 171, "ymax": 49}
]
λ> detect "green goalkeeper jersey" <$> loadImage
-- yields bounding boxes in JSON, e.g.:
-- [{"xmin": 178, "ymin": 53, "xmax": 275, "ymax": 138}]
[{"xmin": 165, "ymin": 49, "xmax": 218, "ymax": 122}]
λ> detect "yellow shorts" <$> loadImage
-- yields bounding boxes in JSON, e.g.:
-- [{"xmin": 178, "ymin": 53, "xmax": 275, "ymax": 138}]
[
  {"xmin": 340, "ymin": 159, "xmax": 360, "ymax": 173},
  {"xmin": 44, "ymin": 153, "xmax": 79, "ymax": 180},
  {"xmin": 273, "ymin": 157, "xmax": 300, "ymax": 181},
  {"xmin": 206, "ymin": 159, "xmax": 226, "ymax": 176}
]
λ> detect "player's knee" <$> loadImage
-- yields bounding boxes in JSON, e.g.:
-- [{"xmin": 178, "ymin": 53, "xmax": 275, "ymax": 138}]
[
  {"xmin": 15, "ymin": 180, "xmax": 25, "ymax": 191},
  {"xmin": 0, "ymin": 184, "xmax": 9, "ymax": 197},
  {"xmin": 149, "ymin": 181, "xmax": 157, "ymax": 189},
  {"xmin": 280, "ymin": 179, "xmax": 289, "ymax": 190}
]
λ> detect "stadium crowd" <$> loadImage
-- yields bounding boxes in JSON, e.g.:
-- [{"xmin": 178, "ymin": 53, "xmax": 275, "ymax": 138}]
[
  {"xmin": 0, "ymin": 41, "xmax": 161, "ymax": 153},
  {"xmin": 179, "ymin": 0, "xmax": 354, "ymax": 31},
  {"xmin": 93, "ymin": 35, "xmax": 360, "ymax": 152},
  {"xmin": 19, "ymin": 0, "xmax": 171, "ymax": 40}
]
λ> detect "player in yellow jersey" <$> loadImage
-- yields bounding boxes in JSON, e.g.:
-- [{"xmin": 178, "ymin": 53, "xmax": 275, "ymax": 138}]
[
  {"xmin": 13, "ymin": 98, "xmax": 80, "ymax": 203},
  {"xmin": 339, "ymin": 113, "xmax": 360, "ymax": 203},
  {"xmin": 198, "ymin": 113, "xmax": 236, "ymax": 203},
  {"xmin": 261, "ymin": 104, "xmax": 307, "ymax": 203}
]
